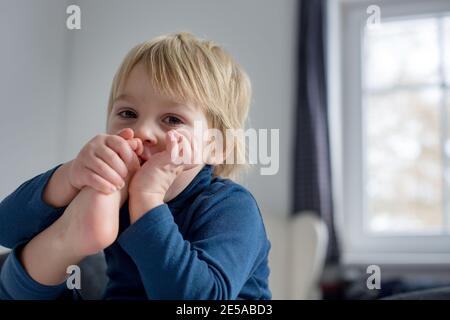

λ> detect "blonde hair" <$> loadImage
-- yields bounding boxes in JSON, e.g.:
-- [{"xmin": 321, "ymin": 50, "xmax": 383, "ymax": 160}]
[{"xmin": 106, "ymin": 32, "xmax": 252, "ymax": 180}]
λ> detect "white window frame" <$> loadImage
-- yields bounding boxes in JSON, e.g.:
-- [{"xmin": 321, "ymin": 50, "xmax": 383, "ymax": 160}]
[{"xmin": 328, "ymin": 0, "xmax": 450, "ymax": 266}]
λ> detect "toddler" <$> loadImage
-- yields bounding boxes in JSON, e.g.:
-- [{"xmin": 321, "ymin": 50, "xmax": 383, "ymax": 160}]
[{"xmin": 0, "ymin": 32, "xmax": 271, "ymax": 300}]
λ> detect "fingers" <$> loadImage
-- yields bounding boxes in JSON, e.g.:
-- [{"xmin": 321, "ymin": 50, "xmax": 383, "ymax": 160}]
[
  {"xmin": 127, "ymin": 138, "xmax": 144, "ymax": 155},
  {"xmin": 167, "ymin": 131, "xmax": 182, "ymax": 165},
  {"xmin": 84, "ymin": 156, "xmax": 125, "ymax": 189},
  {"xmin": 126, "ymin": 139, "xmax": 138, "ymax": 152},
  {"xmin": 167, "ymin": 130, "xmax": 194, "ymax": 166},
  {"xmin": 95, "ymin": 145, "xmax": 129, "ymax": 178},
  {"xmin": 112, "ymin": 130, "xmax": 143, "ymax": 177},
  {"xmin": 75, "ymin": 131, "xmax": 139, "ymax": 193},
  {"xmin": 115, "ymin": 128, "xmax": 143, "ymax": 157},
  {"xmin": 179, "ymin": 133, "xmax": 193, "ymax": 163},
  {"xmin": 105, "ymin": 135, "xmax": 135, "ymax": 168},
  {"xmin": 83, "ymin": 166, "xmax": 118, "ymax": 194},
  {"xmin": 126, "ymin": 138, "xmax": 143, "ymax": 172},
  {"xmin": 135, "ymin": 138, "xmax": 144, "ymax": 155},
  {"xmin": 116, "ymin": 128, "xmax": 134, "ymax": 140},
  {"xmin": 117, "ymin": 129, "xmax": 135, "ymax": 151}
]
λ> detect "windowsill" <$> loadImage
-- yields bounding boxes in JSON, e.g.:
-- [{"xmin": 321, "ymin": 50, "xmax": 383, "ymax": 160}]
[{"xmin": 342, "ymin": 252, "xmax": 450, "ymax": 271}]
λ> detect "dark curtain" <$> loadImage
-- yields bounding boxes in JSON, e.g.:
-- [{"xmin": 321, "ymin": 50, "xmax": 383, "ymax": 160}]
[{"xmin": 292, "ymin": 0, "xmax": 339, "ymax": 263}]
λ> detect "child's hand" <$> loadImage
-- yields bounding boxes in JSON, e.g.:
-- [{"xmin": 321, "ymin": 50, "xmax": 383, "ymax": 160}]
[
  {"xmin": 68, "ymin": 130, "xmax": 143, "ymax": 194},
  {"xmin": 115, "ymin": 128, "xmax": 143, "ymax": 208},
  {"xmin": 59, "ymin": 129, "xmax": 143, "ymax": 257},
  {"xmin": 128, "ymin": 130, "xmax": 195, "ymax": 221}
]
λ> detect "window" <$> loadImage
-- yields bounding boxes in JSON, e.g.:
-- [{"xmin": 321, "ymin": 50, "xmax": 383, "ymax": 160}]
[
  {"xmin": 364, "ymin": 16, "xmax": 450, "ymax": 234},
  {"xmin": 330, "ymin": 0, "xmax": 450, "ymax": 265}
]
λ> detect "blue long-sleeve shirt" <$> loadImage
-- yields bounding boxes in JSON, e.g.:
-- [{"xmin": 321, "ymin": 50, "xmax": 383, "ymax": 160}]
[{"xmin": 0, "ymin": 164, "xmax": 271, "ymax": 300}]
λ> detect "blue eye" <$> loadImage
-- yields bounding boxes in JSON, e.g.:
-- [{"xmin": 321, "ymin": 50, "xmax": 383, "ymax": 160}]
[
  {"xmin": 118, "ymin": 110, "xmax": 137, "ymax": 119},
  {"xmin": 163, "ymin": 115, "xmax": 183, "ymax": 126}
]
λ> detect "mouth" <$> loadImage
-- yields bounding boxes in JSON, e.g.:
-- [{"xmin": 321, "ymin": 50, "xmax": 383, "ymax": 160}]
[{"xmin": 138, "ymin": 156, "xmax": 146, "ymax": 165}]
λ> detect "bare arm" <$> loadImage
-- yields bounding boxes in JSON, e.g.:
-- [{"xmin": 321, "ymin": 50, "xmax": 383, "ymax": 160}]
[
  {"xmin": 42, "ymin": 160, "xmax": 80, "ymax": 208},
  {"xmin": 20, "ymin": 186, "xmax": 123, "ymax": 285},
  {"xmin": 19, "ymin": 212, "xmax": 85, "ymax": 286}
]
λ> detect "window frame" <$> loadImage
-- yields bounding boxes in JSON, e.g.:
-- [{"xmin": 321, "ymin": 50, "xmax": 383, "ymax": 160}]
[{"xmin": 328, "ymin": 0, "xmax": 450, "ymax": 266}]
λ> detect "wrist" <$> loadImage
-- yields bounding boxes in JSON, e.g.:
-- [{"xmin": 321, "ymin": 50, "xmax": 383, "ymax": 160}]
[
  {"xmin": 61, "ymin": 161, "xmax": 81, "ymax": 206},
  {"xmin": 65, "ymin": 160, "xmax": 80, "ymax": 192},
  {"xmin": 129, "ymin": 191, "xmax": 164, "ymax": 224},
  {"xmin": 43, "ymin": 161, "xmax": 80, "ymax": 208}
]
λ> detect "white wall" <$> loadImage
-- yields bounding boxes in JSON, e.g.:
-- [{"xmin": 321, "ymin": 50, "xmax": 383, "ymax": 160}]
[
  {"xmin": 0, "ymin": 0, "xmax": 70, "ymax": 199},
  {"xmin": 0, "ymin": 0, "xmax": 297, "ymax": 299},
  {"xmin": 0, "ymin": 0, "xmax": 70, "ymax": 252}
]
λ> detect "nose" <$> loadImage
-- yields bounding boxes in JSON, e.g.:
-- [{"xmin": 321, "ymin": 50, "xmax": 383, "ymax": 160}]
[{"xmin": 133, "ymin": 124, "xmax": 158, "ymax": 146}]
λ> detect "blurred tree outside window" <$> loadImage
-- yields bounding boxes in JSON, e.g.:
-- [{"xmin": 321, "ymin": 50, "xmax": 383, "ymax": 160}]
[{"xmin": 363, "ymin": 16, "xmax": 450, "ymax": 234}]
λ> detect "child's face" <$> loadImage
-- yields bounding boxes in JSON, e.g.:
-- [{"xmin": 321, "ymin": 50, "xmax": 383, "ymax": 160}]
[{"xmin": 107, "ymin": 62, "xmax": 212, "ymax": 165}]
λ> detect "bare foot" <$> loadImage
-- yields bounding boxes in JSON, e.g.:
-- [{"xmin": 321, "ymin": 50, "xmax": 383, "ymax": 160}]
[
  {"xmin": 56, "ymin": 187, "xmax": 122, "ymax": 256},
  {"xmin": 59, "ymin": 136, "xmax": 141, "ymax": 256}
]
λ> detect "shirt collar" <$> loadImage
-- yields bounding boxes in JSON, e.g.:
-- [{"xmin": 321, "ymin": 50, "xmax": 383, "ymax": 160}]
[{"xmin": 167, "ymin": 164, "xmax": 214, "ymax": 209}]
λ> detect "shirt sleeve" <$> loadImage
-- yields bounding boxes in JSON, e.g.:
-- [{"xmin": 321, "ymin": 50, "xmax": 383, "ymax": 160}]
[
  {"xmin": 0, "ymin": 164, "xmax": 67, "ymax": 249},
  {"xmin": 117, "ymin": 188, "xmax": 268, "ymax": 300},
  {"xmin": 0, "ymin": 245, "xmax": 72, "ymax": 300}
]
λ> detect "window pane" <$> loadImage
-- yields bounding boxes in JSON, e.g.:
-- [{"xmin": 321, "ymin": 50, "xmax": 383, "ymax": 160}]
[
  {"xmin": 364, "ymin": 17, "xmax": 439, "ymax": 90},
  {"xmin": 445, "ymin": 17, "xmax": 450, "ymax": 85},
  {"xmin": 365, "ymin": 89, "xmax": 443, "ymax": 233}
]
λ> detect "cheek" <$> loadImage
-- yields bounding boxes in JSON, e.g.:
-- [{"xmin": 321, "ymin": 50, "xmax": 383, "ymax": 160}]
[
  {"xmin": 106, "ymin": 121, "xmax": 126, "ymax": 135},
  {"xmin": 106, "ymin": 116, "xmax": 117, "ymax": 132},
  {"xmin": 106, "ymin": 123, "xmax": 116, "ymax": 134},
  {"xmin": 105, "ymin": 123, "xmax": 113, "ymax": 134}
]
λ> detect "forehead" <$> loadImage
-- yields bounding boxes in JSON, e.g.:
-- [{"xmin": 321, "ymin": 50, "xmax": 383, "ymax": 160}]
[
  {"xmin": 114, "ymin": 65, "xmax": 173, "ymax": 105},
  {"xmin": 119, "ymin": 63, "xmax": 163, "ymax": 101}
]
